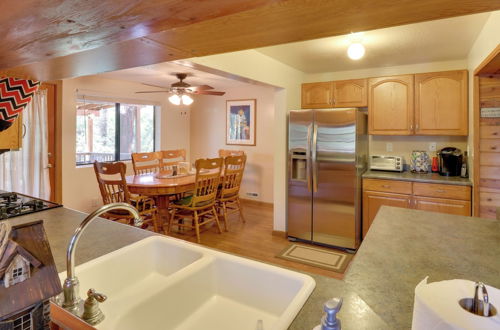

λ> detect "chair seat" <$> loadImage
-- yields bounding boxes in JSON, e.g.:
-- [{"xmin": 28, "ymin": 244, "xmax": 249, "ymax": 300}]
[{"xmin": 173, "ymin": 195, "xmax": 214, "ymax": 208}]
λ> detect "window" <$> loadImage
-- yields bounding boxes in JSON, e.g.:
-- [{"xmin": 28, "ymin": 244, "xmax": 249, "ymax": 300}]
[
  {"xmin": 12, "ymin": 267, "xmax": 23, "ymax": 279},
  {"xmin": 13, "ymin": 313, "xmax": 31, "ymax": 330},
  {"xmin": 76, "ymin": 99, "xmax": 156, "ymax": 165}
]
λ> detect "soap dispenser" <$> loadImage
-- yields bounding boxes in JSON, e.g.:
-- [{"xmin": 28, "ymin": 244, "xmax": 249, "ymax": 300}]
[{"xmin": 313, "ymin": 297, "xmax": 343, "ymax": 330}]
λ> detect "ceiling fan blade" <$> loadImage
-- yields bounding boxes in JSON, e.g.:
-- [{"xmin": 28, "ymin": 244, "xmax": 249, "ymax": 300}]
[
  {"xmin": 192, "ymin": 90, "xmax": 226, "ymax": 96},
  {"xmin": 141, "ymin": 83, "xmax": 169, "ymax": 90},
  {"xmin": 135, "ymin": 91, "xmax": 170, "ymax": 94},
  {"xmin": 187, "ymin": 85, "xmax": 214, "ymax": 91}
]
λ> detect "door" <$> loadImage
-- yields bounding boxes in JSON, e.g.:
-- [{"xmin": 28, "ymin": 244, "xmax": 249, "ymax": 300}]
[
  {"xmin": 312, "ymin": 108, "xmax": 358, "ymax": 248},
  {"xmin": 415, "ymin": 70, "xmax": 468, "ymax": 135},
  {"xmin": 301, "ymin": 82, "xmax": 333, "ymax": 109},
  {"xmin": 333, "ymin": 79, "xmax": 367, "ymax": 107},
  {"xmin": 287, "ymin": 110, "xmax": 313, "ymax": 241},
  {"xmin": 362, "ymin": 191, "xmax": 411, "ymax": 238},
  {"xmin": 413, "ymin": 196, "xmax": 471, "ymax": 216},
  {"xmin": 368, "ymin": 75, "xmax": 414, "ymax": 135}
]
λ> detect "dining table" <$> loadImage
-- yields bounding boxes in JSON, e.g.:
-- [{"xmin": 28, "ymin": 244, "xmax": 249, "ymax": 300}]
[{"xmin": 126, "ymin": 170, "xmax": 197, "ymax": 228}]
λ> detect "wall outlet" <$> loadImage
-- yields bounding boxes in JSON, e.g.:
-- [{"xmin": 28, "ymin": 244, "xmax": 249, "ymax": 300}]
[
  {"xmin": 246, "ymin": 192, "xmax": 259, "ymax": 198},
  {"xmin": 386, "ymin": 143, "xmax": 393, "ymax": 152},
  {"xmin": 429, "ymin": 142, "xmax": 437, "ymax": 152}
]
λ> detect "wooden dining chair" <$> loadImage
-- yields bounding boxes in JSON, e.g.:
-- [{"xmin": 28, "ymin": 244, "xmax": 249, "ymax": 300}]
[
  {"xmin": 131, "ymin": 152, "xmax": 162, "ymax": 175},
  {"xmin": 160, "ymin": 149, "xmax": 186, "ymax": 171},
  {"xmin": 217, "ymin": 155, "xmax": 247, "ymax": 231},
  {"xmin": 168, "ymin": 158, "xmax": 224, "ymax": 243},
  {"xmin": 93, "ymin": 161, "xmax": 160, "ymax": 232},
  {"xmin": 218, "ymin": 149, "xmax": 245, "ymax": 158}
]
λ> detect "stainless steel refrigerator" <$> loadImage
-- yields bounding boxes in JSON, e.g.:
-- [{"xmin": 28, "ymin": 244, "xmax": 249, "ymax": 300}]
[{"xmin": 287, "ymin": 108, "xmax": 367, "ymax": 250}]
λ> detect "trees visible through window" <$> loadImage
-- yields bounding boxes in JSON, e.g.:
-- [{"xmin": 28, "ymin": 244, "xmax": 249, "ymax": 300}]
[{"xmin": 76, "ymin": 99, "xmax": 156, "ymax": 165}]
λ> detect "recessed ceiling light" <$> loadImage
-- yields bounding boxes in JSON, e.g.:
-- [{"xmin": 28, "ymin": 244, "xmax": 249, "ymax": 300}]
[{"xmin": 347, "ymin": 43, "xmax": 365, "ymax": 60}]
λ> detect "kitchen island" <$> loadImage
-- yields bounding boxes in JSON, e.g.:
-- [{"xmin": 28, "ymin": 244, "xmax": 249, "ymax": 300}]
[{"xmin": 9, "ymin": 206, "xmax": 500, "ymax": 329}]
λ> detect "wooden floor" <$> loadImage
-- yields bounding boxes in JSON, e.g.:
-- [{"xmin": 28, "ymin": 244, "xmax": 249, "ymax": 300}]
[{"xmin": 163, "ymin": 200, "xmax": 348, "ymax": 279}]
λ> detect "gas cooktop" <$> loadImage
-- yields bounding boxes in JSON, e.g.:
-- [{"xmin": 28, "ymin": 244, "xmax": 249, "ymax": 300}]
[{"xmin": 0, "ymin": 190, "xmax": 62, "ymax": 219}]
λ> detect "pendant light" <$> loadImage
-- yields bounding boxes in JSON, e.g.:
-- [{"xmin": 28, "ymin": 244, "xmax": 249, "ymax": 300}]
[{"xmin": 347, "ymin": 32, "xmax": 365, "ymax": 60}]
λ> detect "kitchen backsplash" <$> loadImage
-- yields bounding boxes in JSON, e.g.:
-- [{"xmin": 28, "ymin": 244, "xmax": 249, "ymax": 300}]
[{"xmin": 369, "ymin": 135, "xmax": 469, "ymax": 166}]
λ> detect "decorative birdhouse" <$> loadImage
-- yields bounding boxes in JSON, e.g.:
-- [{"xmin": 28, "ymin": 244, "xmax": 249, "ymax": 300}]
[{"xmin": 0, "ymin": 221, "xmax": 62, "ymax": 330}]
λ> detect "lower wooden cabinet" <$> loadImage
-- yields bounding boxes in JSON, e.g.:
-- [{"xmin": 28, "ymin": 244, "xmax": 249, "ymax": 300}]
[
  {"xmin": 362, "ymin": 178, "xmax": 471, "ymax": 238},
  {"xmin": 362, "ymin": 191, "xmax": 411, "ymax": 238},
  {"xmin": 413, "ymin": 196, "xmax": 471, "ymax": 216}
]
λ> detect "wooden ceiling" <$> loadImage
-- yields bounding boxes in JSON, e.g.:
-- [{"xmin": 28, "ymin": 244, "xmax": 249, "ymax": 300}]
[{"xmin": 1, "ymin": 0, "xmax": 500, "ymax": 81}]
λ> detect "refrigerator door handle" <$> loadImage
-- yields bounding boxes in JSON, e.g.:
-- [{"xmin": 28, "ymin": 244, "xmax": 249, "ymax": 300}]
[
  {"xmin": 312, "ymin": 123, "xmax": 318, "ymax": 193},
  {"xmin": 306, "ymin": 124, "xmax": 312, "ymax": 192}
]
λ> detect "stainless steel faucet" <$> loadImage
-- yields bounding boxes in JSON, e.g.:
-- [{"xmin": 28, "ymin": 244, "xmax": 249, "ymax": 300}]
[
  {"xmin": 473, "ymin": 282, "xmax": 490, "ymax": 316},
  {"xmin": 61, "ymin": 203, "xmax": 142, "ymax": 315}
]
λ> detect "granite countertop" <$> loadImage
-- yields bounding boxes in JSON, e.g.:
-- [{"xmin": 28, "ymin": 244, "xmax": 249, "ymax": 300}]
[
  {"xmin": 363, "ymin": 169, "xmax": 472, "ymax": 186},
  {"xmin": 9, "ymin": 206, "xmax": 500, "ymax": 329}
]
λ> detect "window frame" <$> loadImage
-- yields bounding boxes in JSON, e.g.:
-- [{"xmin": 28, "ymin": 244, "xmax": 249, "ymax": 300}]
[{"xmin": 76, "ymin": 101, "xmax": 157, "ymax": 166}]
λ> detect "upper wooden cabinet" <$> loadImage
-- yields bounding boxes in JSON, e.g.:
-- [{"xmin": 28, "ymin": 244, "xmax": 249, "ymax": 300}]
[
  {"xmin": 301, "ymin": 82, "xmax": 333, "ymax": 109},
  {"xmin": 333, "ymin": 79, "xmax": 367, "ymax": 107},
  {"xmin": 368, "ymin": 75, "xmax": 414, "ymax": 135},
  {"xmin": 301, "ymin": 79, "xmax": 367, "ymax": 108},
  {"xmin": 415, "ymin": 70, "xmax": 468, "ymax": 135},
  {"xmin": 0, "ymin": 116, "xmax": 23, "ymax": 150}
]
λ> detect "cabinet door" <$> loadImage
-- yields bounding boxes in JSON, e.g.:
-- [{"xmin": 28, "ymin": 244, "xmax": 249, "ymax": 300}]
[
  {"xmin": 368, "ymin": 75, "xmax": 414, "ymax": 135},
  {"xmin": 413, "ymin": 196, "xmax": 471, "ymax": 216},
  {"xmin": 301, "ymin": 82, "xmax": 333, "ymax": 109},
  {"xmin": 362, "ymin": 191, "xmax": 411, "ymax": 238},
  {"xmin": 0, "ymin": 116, "xmax": 22, "ymax": 150},
  {"xmin": 415, "ymin": 70, "xmax": 468, "ymax": 135},
  {"xmin": 333, "ymin": 79, "xmax": 367, "ymax": 107}
]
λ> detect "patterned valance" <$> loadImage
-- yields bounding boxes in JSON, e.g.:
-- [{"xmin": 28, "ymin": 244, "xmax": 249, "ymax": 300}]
[{"xmin": 0, "ymin": 77, "xmax": 40, "ymax": 132}]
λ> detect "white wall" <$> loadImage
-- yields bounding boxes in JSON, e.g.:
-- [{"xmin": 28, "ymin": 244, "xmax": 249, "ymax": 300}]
[
  {"xmin": 60, "ymin": 76, "xmax": 190, "ymax": 212},
  {"xmin": 466, "ymin": 10, "xmax": 500, "ymax": 182},
  {"xmin": 190, "ymin": 85, "xmax": 275, "ymax": 203},
  {"xmin": 192, "ymin": 50, "xmax": 305, "ymax": 231}
]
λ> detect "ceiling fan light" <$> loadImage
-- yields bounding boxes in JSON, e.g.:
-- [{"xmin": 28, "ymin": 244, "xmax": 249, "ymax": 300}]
[
  {"xmin": 181, "ymin": 94, "xmax": 193, "ymax": 105},
  {"xmin": 169, "ymin": 94, "xmax": 181, "ymax": 105},
  {"xmin": 347, "ymin": 42, "xmax": 365, "ymax": 60}
]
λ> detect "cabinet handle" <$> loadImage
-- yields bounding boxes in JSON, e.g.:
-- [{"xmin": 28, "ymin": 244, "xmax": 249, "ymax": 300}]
[
  {"xmin": 410, "ymin": 124, "xmax": 413, "ymax": 130},
  {"xmin": 22, "ymin": 124, "xmax": 27, "ymax": 138},
  {"xmin": 382, "ymin": 184, "xmax": 390, "ymax": 188},
  {"xmin": 407, "ymin": 199, "xmax": 411, "ymax": 207},
  {"xmin": 435, "ymin": 189, "xmax": 445, "ymax": 193},
  {"xmin": 416, "ymin": 123, "xmax": 419, "ymax": 130}
]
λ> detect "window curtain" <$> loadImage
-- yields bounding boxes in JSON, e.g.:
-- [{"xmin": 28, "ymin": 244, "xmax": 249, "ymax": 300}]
[{"xmin": 0, "ymin": 89, "xmax": 50, "ymax": 199}]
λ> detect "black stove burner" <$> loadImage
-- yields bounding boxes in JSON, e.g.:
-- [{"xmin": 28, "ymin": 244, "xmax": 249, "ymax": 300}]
[{"xmin": 0, "ymin": 191, "xmax": 62, "ymax": 219}]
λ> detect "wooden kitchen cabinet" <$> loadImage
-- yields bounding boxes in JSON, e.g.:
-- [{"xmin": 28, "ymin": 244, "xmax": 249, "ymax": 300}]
[
  {"xmin": 362, "ymin": 190, "xmax": 411, "ymax": 238},
  {"xmin": 0, "ymin": 115, "xmax": 23, "ymax": 150},
  {"xmin": 415, "ymin": 70, "xmax": 468, "ymax": 135},
  {"xmin": 301, "ymin": 82, "xmax": 334, "ymax": 108},
  {"xmin": 368, "ymin": 75, "xmax": 414, "ymax": 135},
  {"xmin": 362, "ymin": 178, "xmax": 471, "ymax": 238},
  {"xmin": 333, "ymin": 79, "xmax": 367, "ymax": 107},
  {"xmin": 413, "ymin": 196, "xmax": 471, "ymax": 216},
  {"xmin": 301, "ymin": 79, "xmax": 367, "ymax": 108}
]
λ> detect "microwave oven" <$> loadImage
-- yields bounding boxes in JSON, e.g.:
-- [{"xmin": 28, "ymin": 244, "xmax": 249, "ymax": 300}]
[{"xmin": 370, "ymin": 155, "xmax": 404, "ymax": 172}]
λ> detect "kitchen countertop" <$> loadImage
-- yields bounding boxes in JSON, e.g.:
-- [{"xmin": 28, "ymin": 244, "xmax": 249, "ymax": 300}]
[
  {"xmin": 9, "ymin": 206, "xmax": 500, "ymax": 329},
  {"xmin": 363, "ymin": 169, "xmax": 472, "ymax": 186}
]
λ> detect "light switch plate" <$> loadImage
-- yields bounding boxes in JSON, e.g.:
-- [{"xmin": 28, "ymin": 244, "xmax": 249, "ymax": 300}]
[
  {"xmin": 386, "ymin": 143, "xmax": 393, "ymax": 152},
  {"xmin": 429, "ymin": 142, "xmax": 437, "ymax": 152}
]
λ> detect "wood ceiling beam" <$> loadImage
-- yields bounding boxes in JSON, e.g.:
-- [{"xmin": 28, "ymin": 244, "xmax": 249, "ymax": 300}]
[{"xmin": 1, "ymin": 0, "xmax": 499, "ymax": 81}]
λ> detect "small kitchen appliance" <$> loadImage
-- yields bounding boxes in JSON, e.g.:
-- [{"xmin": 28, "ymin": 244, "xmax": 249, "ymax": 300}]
[
  {"xmin": 369, "ymin": 155, "xmax": 404, "ymax": 172},
  {"xmin": 0, "ymin": 190, "xmax": 61, "ymax": 219},
  {"xmin": 437, "ymin": 147, "xmax": 463, "ymax": 177}
]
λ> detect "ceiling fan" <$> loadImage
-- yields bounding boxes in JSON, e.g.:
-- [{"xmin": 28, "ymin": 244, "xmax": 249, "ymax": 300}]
[{"xmin": 136, "ymin": 73, "xmax": 226, "ymax": 105}]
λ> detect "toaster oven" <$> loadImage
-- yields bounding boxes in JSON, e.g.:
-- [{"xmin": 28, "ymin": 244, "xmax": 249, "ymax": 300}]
[{"xmin": 370, "ymin": 155, "xmax": 404, "ymax": 172}]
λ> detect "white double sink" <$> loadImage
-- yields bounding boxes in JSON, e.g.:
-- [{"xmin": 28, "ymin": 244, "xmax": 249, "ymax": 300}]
[{"xmin": 59, "ymin": 236, "xmax": 315, "ymax": 330}]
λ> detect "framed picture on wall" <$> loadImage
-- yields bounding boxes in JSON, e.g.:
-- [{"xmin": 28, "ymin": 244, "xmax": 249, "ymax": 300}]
[{"xmin": 226, "ymin": 99, "xmax": 256, "ymax": 146}]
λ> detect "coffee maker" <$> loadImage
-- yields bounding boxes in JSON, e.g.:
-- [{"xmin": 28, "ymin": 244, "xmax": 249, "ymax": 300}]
[{"xmin": 437, "ymin": 147, "xmax": 463, "ymax": 176}]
